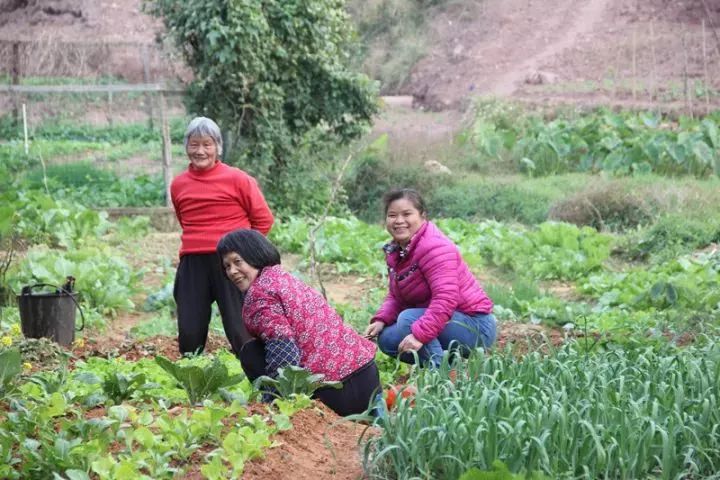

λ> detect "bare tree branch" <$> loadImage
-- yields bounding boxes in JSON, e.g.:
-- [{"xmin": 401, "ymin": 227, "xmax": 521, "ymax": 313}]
[{"xmin": 307, "ymin": 150, "xmax": 357, "ymax": 300}]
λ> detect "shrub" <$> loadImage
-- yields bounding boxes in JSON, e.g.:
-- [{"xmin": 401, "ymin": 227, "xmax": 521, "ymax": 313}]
[
  {"xmin": 548, "ymin": 182, "xmax": 654, "ymax": 231},
  {"xmin": 623, "ymin": 213, "xmax": 720, "ymax": 261},
  {"xmin": 150, "ymin": 0, "xmax": 377, "ymax": 183},
  {"xmin": 430, "ymin": 182, "xmax": 552, "ymax": 224}
]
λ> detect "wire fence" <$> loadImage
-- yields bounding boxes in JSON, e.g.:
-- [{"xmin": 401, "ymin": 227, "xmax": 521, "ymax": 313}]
[{"xmin": 0, "ymin": 39, "xmax": 191, "ymax": 206}]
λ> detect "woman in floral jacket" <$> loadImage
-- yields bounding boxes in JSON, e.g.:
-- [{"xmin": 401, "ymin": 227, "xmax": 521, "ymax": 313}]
[
  {"xmin": 364, "ymin": 188, "xmax": 496, "ymax": 366},
  {"xmin": 217, "ymin": 229, "xmax": 379, "ymax": 416}
]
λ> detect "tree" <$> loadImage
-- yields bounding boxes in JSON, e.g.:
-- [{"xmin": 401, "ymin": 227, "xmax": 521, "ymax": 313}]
[{"xmin": 148, "ymin": 0, "xmax": 378, "ymax": 183}]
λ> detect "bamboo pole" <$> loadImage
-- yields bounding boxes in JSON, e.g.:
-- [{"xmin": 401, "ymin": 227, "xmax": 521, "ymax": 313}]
[
  {"xmin": 22, "ymin": 103, "xmax": 28, "ymax": 156},
  {"xmin": 614, "ymin": 46, "xmax": 622, "ymax": 101},
  {"xmin": 159, "ymin": 93, "xmax": 173, "ymax": 208},
  {"xmin": 650, "ymin": 21, "xmax": 658, "ymax": 103},
  {"xmin": 682, "ymin": 32, "xmax": 692, "ymax": 118},
  {"xmin": 702, "ymin": 20, "xmax": 711, "ymax": 114},
  {"xmin": 107, "ymin": 91, "xmax": 114, "ymax": 127},
  {"xmin": 632, "ymin": 27, "xmax": 638, "ymax": 102},
  {"xmin": 0, "ymin": 83, "xmax": 181, "ymax": 94},
  {"xmin": 141, "ymin": 44, "xmax": 155, "ymax": 130},
  {"xmin": 11, "ymin": 42, "xmax": 20, "ymax": 126}
]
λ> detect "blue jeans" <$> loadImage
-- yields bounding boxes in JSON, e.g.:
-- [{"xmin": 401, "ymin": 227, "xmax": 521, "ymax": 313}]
[{"xmin": 377, "ymin": 308, "xmax": 497, "ymax": 366}]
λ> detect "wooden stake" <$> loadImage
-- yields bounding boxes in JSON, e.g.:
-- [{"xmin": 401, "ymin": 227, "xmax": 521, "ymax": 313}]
[
  {"xmin": 632, "ymin": 27, "xmax": 638, "ymax": 102},
  {"xmin": 141, "ymin": 44, "xmax": 154, "ymax": 130},
  {"xmin": 159, "ymin": 93, "xmax": 173, "ymax": 208},
  {"xmin": 682, "ymin": 33, "xmax": 692, "ymax": 118},
  {"xmin": 107, "ymin": 91, "xmax": 113, "ymax": 127},
  {"xmin": 22, "ymin": 103, "xmax": 28, "ymax": 156},
  {"xmin": 11, "ymin": 42, "xmax": 20, "ymax": 126},
  {"xmin": 702, "ymin": 19, "xmax": 711, "ymax": 114},
  {"xmin": 650, "ymin": 21, "xmax": 658, "ymax": 103},
  {"xmin": 614, "ymin": 46, "xmax": 622, "ymax": 101}
]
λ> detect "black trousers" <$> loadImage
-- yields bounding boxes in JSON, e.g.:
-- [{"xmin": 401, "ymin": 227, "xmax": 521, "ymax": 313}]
[
  {"xmin": 240, "ymin": 339, "xmax": 382, "ymax": 417},
  {"xmin": 173, "ymin": 253, "xmax": 250, "ymax": 355}
]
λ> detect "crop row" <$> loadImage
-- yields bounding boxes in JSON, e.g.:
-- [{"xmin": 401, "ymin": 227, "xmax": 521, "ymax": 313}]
[{"xmin": 367, "ymin": 342, "xmax": 720, "ymax": 479}]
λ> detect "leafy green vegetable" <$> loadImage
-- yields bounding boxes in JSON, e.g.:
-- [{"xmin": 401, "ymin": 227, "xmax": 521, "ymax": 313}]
[
  {"xmin": 459, "ymin": 461, "xmax": 552, "ymax": 480},
  {"xmin": 155, "ymin": 355, "xmax": 245, "ymax": 405},
  {"xmin": 254, "ymin": 365, "xmax": 341, "ymax": 399},
  {"xmin": 0, "ymin": 348, "xmax": 21, "ymax": 395},
  {"xmin": 100, "ymin": 371, "xmax": 150, "ymax": 405}
]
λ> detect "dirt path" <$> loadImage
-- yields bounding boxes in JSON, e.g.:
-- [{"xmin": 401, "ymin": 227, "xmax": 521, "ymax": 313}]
[
  {"xmin": 489, "ymin": 0, "xmax": 611, "ymax": 96},
  {"xmin": 407, "ymin": 0, "xmax": 613, "ymax": 108}
]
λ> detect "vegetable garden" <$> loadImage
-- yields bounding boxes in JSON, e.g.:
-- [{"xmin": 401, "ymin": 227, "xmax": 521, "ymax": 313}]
[{"xmin": 1, "ymin": 100, "xmax": 720, "ymax": 479}]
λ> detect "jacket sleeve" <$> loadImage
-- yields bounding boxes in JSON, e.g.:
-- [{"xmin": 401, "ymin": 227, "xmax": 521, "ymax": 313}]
[
  {"xmin": 244, "ymin": 290, "xmax": 300, "ymax": 378},
  {"xmin": 410, "ymin": 243, "xmax": 461, "ymax": 343},
  {"xmin": 236, "ymin": 173, "xmax": 274, "ymax": 235},
  {"xmin": 372, "ymin": 284, "xmax": 403, "ymax": 325},
  {"xmin": 245, "ymin": 289, "xmax": 295, "ymax": 342}
]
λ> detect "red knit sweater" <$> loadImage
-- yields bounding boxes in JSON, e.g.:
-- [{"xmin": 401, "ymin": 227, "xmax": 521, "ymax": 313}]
[{"xmin": 171, "ymin": 161, "xmax": 274, "ymax": 256}]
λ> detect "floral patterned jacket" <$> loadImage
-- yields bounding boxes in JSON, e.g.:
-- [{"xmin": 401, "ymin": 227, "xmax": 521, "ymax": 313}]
[{"xmin": 243, "ymin": 265, "xmax": 376, "ymax": 381}]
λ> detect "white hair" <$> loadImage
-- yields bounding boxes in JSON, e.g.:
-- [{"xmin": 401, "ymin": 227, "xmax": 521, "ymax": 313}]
[{"xmin": 184, "ymin": 117, "xmax": 223, "ymax": 156}]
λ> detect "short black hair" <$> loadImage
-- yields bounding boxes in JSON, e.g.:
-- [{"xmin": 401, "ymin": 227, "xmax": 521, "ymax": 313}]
[
  {"xmin": 382, "ymin": 188, "xmax": 427, "ymax": 216},
  {"xmin": 217, "ymin": 229, "xmax": 281, "ymax": 269}
]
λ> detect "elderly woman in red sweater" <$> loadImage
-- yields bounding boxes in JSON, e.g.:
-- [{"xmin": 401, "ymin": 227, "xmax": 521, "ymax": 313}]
[
  {"xmin": 171, "ymin": 117, "xmax": 274, "ymax": 356},
  {"xmin": 218, "ymin": 228, "xmax": 380, "ymax": 416},
  {"xmin": 364, "ymin": 188, "xmax": 496, "ymax": 366}
]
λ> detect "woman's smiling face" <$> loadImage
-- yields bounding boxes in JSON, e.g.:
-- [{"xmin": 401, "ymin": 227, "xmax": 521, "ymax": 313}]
[
  {"xmin": 186, "ymin": 134, "xmax": 219, "ymax": 171},
  {"xmin": 222, "ymin": 252, "xmax": 259, "ymax": 292},
  {"xmin": 385, "ymin": 197, "xmax": 425, "ymax": 247}
]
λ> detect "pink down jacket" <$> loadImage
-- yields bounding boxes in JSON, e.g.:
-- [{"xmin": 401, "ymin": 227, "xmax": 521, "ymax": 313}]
[{"xmin": 372, "ymin": 221, "xmax": 493, "ymax": 344}]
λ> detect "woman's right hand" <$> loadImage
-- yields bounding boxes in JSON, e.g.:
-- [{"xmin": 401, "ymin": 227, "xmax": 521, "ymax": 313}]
[{"xmin": 364, "ymin": 321, "xmax": 385, "ymax": 339}]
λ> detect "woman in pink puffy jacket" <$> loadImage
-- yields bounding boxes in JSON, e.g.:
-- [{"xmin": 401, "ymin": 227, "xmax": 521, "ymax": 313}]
[{"xmin": 364, "ymin": 188, "xmax": 496, "ymax": 366}]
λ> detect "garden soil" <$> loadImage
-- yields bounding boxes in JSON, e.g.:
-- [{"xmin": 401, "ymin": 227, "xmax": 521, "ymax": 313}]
[{"xmin": 243, "ymin": 404, "xmax": 373, "ymax": 480}]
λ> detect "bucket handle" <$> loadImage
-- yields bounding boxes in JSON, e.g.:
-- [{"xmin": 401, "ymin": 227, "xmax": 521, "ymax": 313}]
[{"xmin": 19, "ymin": 283, "xmax": 85, "ymax": 332}]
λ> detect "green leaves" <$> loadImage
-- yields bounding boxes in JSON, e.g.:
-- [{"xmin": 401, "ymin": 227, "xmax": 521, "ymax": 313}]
[
  {"xmin": 582, "ymin": 250, "xmax": 720, "ymax": 315},
  {"xmin": 459, "ymin": 461, "xmax": 551, "ymax": 480},
  {"xmin": 270, "ymin": 215, "xmax": 387, "ymax": 275},
  {"xmin": 9, "ymin": 244, "xmax": 141, "ymax": 317},
  {"xmin": 100, "ymin": 371, "xmax": 151, "ymax": 405},
  {"xmin": 254, "ymin": 365, "xmax": 341, "ymax": 398},
  {"xmin": 155, "ymin": 355, "xmax": 245, "ymax": 405},
  {"xmin": 1, "ymin": 189, "xmax": 110, "ymax": 249},
  {"xmin": 0, "ymin": 348, "xmax": 21, "ymax": 396},
  {"xmin": 368, "ymin": 342, "xmax": 720, "ymax": 479},
  {"xmin": 150, "ymin": 0, "xmax": 377, "ymax": 185},
  {"xmin": 468, "ymin": 104, "xmax": 720, "ymax": 178}
]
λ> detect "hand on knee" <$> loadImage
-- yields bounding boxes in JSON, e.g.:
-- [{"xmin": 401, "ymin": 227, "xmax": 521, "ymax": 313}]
[{"xmin": 377, "ymin": 331, "xmax": 399, "ymax": 357}]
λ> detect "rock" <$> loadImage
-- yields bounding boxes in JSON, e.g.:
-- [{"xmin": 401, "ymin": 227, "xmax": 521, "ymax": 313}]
[
  {"xmin": 525, "ymin": 70, "xmax": 559, "ymax": 85},
  {"xmin": 424, "ymin": 160, "xmax": 452, "ymax": 175}
]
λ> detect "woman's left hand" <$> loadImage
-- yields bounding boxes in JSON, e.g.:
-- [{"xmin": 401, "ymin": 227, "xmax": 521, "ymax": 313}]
[{"xmin": 398, "ymin": 333, "xmax": 423, "ymax": 354}]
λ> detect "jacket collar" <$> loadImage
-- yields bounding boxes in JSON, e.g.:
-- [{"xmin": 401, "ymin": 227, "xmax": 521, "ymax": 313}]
[{"xmin": 382, "ymin": 221, "xmax": 429, "ymax": 263}]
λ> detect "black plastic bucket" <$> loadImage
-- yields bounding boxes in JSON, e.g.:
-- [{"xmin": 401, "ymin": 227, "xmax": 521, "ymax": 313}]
[{"xmin": 17, "ymin": 284, "xmax": 85, "ymax": 347}]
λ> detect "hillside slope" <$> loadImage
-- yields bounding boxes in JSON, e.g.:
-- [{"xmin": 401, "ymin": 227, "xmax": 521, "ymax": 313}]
[{"xmin": 2, "ymin": 0, "xmax": 719, "ymax": 111}]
